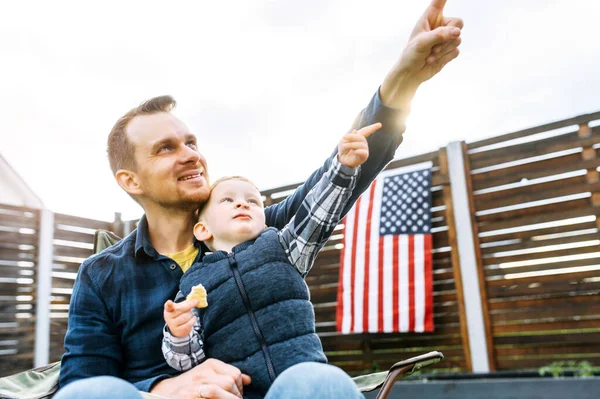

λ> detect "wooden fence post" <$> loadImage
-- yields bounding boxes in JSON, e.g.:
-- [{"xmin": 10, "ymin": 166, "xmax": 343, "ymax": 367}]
[
  {"xmin": 34, "ymin": 208, "xmax": 53, "ymax": 367},
  {"xmin": 444, "ymin": 141, "xmax": 491, "ymax": 372},
  {"xmin": 439, "ymin": 147, "xmax": 473, "ymax": 372},
  {"xmin": 459, "ymin": 142, "xmax": 496, "ymax": 371},
  {"xmin": 112, "ymin": 212, "xmax": 124, "ymax": 237}
]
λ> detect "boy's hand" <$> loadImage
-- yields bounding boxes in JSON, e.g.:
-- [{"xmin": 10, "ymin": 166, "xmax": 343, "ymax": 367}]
[
  {"xmin": 338, "ymin": 123, "xmax": 382, "ymax": 168},
  {"xmin": 164, "ymin": 299, "xmax": 198, "ymax": 338}
]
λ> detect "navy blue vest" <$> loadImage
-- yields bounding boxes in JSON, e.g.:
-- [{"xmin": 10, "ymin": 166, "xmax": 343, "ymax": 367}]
[{"xmin": 179, "ymin": 228, "xmax": 327, "ymax": 398}]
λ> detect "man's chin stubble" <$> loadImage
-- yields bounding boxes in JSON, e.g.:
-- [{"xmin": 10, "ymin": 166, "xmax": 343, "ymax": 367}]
[{"xmin": 157, "ymin": 191, "xmax": 210, "ymax": 213}]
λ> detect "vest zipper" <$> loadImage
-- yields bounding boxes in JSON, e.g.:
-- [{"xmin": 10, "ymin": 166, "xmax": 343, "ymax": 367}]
[{"xmin": 227, "ymin": 253, "xmax": 277, "ymax": 382}]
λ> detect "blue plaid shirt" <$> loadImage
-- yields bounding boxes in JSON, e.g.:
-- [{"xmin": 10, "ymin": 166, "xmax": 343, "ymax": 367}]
[{"xmin": 59, "ymin": 89, "xmax": 406, "ymax": 392}]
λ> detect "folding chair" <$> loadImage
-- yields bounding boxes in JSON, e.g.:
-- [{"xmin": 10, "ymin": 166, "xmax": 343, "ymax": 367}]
[{"xmin": 0, "ymin": 230, "xmax": 444, "ymax": 399}]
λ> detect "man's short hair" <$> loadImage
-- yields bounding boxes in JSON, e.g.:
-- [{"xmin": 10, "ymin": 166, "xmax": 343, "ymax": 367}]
[{"xmin": 107, "ymin": 95, "xmax": 176, "ymax": 175}]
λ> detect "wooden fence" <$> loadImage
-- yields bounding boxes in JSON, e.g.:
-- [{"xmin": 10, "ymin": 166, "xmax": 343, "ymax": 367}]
[
  {"xmin": 49, "ymin": 214, "xmax": 116, "ymax": 363},
  {"xmin": 466, "ymin": 112, "xmax": 600, "ymax": 370},
  {"xmin": 0, "ymin": 205, "xmax": 39, "ymax": 375},
  {"xmin": 1, "ymin": 110, "xmax": 599, "ymax": 378}
]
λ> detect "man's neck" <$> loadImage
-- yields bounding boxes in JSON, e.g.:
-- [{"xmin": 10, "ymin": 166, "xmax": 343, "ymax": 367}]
[{"xmin": 145, "ymin": 205, "xmax": 197, "ymax": 255}]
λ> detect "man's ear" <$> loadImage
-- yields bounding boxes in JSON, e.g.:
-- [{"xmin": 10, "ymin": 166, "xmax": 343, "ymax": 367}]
[
  {"xmin": 194, "ymin": 222, "xmax": 212, "ymax": 242},
  {"xmin": 115, "ymin": 169, "xmax": 143, "ymax": 196}
]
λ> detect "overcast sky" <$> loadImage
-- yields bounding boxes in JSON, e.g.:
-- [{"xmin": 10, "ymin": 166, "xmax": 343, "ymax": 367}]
[{"xmin": 1, "ymin": 0, "xmax": 598, "ymax": 221}]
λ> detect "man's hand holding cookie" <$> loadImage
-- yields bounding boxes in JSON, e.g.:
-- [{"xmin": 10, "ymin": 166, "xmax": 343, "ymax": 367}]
[{"xmin": 164, "ymin": 299, "xmax": 198, "ymax": 338}]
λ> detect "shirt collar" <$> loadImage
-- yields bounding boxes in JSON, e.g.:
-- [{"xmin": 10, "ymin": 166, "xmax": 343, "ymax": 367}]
[{"xmin": 134, "ymin": 215, "xmax": 158, "ymax": 260}]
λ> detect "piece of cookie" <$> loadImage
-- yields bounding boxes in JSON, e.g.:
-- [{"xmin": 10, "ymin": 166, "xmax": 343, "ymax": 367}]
[{"xmin": 186, "ymin": 284, "xmax": 208, "ymax": 308}]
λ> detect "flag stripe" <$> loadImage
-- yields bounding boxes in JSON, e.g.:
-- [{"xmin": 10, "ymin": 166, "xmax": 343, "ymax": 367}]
[
  {"xmin": 349, "ymin": 198, "xmax": 361, "ymax": 333},
  {"xmin": 408, "ymin": 235, "xmax": 415, "ymax": 332},
  {"xmin": 399, "ymin": 235, "xmax": 409, "ymax": 332},
  {"xmin": 368, "ymin": 180, "xmax": 382, "ymax": 332},
  {"xmin": 341, "ymin": 209, "xmax": 355, "ymax": 333},
  {"xmin": 424, "ymin": 234, "xmax": 434, "ymax": 332},
  {"xmin": 392, "ymin": 235, "xmax": 399, "ymax": 332},
  {"xmin": 414, "ymin": 234, "xmax": 425, "ymax": 332},
  {"xmin": 362, "ymin": 183, "xmax": 377, "ymax": 332},
  {"xmin": 353, "ymin": 195, "xmax": 370, "ymax": 333},
  {"xmin": 382, "ymin": 235, "xmax": 393, "ymax": 332},
  {"xmin": 336, "ymin": 217, "xmax": 346, "ymax": 333}
]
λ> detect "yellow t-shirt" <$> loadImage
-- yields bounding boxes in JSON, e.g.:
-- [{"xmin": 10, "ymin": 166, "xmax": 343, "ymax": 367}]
[{"xmin": 165, "ymin": 244, "xmax": 199, "ymax": 273}]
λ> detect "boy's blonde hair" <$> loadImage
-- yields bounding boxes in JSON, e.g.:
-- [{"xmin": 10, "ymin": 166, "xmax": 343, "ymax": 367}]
[{"xmin": 198, "ymin": 176, "xmax": 262, "ymax": 219}]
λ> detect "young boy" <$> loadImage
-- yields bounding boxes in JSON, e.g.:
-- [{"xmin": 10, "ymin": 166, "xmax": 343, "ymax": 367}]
[{"xmin": 162, "ymin": 123, "xmax": 382, "ymax": 398}]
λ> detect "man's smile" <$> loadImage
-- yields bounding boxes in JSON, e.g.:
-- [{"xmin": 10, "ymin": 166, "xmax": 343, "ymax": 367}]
[{"xmin": 178, "ymin": 167, "xmax": 205, "ymax": 182}]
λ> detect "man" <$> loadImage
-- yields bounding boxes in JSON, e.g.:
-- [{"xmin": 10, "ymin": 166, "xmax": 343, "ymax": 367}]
[{"xmin": 58, "ymin": 1, "xmax": 463, "ymax": 398}]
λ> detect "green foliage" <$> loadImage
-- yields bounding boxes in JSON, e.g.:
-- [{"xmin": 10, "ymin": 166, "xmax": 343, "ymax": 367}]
[
  {"xmin": 538, "ymin": 361, "xmax": 595, "ymax": 378},
  {"xmin": 371, "ymin": 361, "xmax": 382, "ymax": 373}
]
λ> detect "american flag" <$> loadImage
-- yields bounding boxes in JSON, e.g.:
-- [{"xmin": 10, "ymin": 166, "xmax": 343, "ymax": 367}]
[{"xmin": 336, "ymin": 164, "xmax": 434, "ymax": 334}]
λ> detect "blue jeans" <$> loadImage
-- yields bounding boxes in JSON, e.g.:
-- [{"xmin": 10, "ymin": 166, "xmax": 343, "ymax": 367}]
[
  {"xmin": 53, "ymin": 363, "xmax": 363, "ymax": 399},
  {"xmin": 53, "ymin": 376, "xmax": 142, "ymax": 399},
  {"xmin": 265, "ymin": 362, "xmax": 365, "ymax": 399}
]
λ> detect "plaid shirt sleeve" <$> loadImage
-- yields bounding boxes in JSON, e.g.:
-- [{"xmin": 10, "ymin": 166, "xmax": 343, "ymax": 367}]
[
  {"xmin": 279, "ymin": 156, "xmax": 359, "ymax": 277},
  {"xmin": 161, "ymin": 291, "xmax": 206, "ymax": 371}
]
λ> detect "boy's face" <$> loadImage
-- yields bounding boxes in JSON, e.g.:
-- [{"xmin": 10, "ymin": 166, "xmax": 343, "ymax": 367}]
[{"xmin": 198, "ymin": 179, "xmax": 266, "ymax": 248}]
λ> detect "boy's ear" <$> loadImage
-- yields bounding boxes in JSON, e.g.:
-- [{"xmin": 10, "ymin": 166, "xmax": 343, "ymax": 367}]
[
  {"xmin": 115, "ymin": 169, "xmax": 143, "ymax": 196},
  {"xmin": 194, "ymin": 222, "xmax": 212, "ymax": 242}
]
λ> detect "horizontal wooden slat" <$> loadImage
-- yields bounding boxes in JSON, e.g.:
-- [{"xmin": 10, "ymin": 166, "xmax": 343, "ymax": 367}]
[
  {"xmin": 477, "ymin": 205, "xmax": 600, "ymax": 233},
  {"xmin": 467, "ymin": 111, "xmax": 600, "ymax": 150},
  {"xmin": 488, "ymin": 291, "xmax": 599, "ymax": 311},
  {"xmin": 0, "ymin": 248, "xmax": 36, "ymax": 262},
  {"xmin": 54, "ymin": 213, "xmax": 113, "ymax": 231},
  {"xmin": 52, "ymin": 261, "xmax": 85, "ymax": 272},
  {"xmin": 53, "ymin": 228, "xmax": 96, "ymax": 244},
  {"xmin": 0, "ymin": 213, "xmax": 37, "ymax": 229},
  {"xmin": 495, "ymin": 356, "xmax": 600, "ymax": 370},
  {"xmin": 494, "ymin": 330, "xmax": 600, "ymax": 346},
  {"xmin": 53, "ymin": 245, "xmax": 93, "ymax": 259},
  {"xmin": 0, "ymin": 204, "xmax": 39, "ymax": 215},
  {"xmin": 472, "ymin": 154, "xmax": 598, "ymax": 191},
  {"xmin": 478, "ymin": 199, "xmax": 594, "ymax": 227},
  {"xmin": 0, "ymin": 267, "xmax": 36, "ymax": 279},
  {"xmin": 493, "ymin": 318, "xmax": 600, "ymax": 335},
  {"xmin": 491, "ymin": 303, "xmax": 600, "ymax": 324},
  {"xmin": 487, "ymin": 270, "xmax": 600, "ymax": 298},
  {"xmin": 475, "ymin": 178, "xmax": 600, "ymax": 213},
  {"xmin": 480, "ymin": 231, "xmax": 600, "ymax": 254},
  {"xmin": 485, "ymin": 257, "xmax": 600, "ymax": 277},
  {"xmin": 0, "ymin": 230, "xmax": 38, "ymax": 246},
  {"xmin": 469, "ymin": 125, "xmax": 600, "ymax": 170},
  {"xmin": 479, "ymin": 221, "xmax": 598, "ymax": 245},
  {"xmin": 482, "ymin": 242, "xmax": 600, "ymax": 266}
]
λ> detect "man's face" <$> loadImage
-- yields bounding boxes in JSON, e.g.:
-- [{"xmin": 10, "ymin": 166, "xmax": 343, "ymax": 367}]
[
  {"xmin": 126, "ymin": 112, "xmax": 209, "ymax": 210},
  {"xmin": 201, "ymin": 179, "xmax": 266, "ymax": 247}
]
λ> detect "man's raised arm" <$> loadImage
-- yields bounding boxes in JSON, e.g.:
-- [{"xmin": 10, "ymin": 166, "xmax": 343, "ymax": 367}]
[{"xmin": 266, "ymin": 0, "xmax": 463, "ymax": 229}]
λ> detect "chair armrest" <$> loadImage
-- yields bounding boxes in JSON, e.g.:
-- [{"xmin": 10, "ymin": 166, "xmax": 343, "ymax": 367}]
[{"xmin": 376, "ymin": 351, "xmax": 444, "ymax": 399}]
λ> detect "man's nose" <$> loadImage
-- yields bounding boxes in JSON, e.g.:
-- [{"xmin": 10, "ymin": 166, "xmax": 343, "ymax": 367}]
[{"xmin": 180, "ymin": 144, "xmax": 201, "ymax": 165}]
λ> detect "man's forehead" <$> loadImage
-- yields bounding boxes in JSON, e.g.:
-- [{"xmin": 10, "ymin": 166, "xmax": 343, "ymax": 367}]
[{"xmin": 126, "ymin": 112, "xmax": 194, "ymax": 145}]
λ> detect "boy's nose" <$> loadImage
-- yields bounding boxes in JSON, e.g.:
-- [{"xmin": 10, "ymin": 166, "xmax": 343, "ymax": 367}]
[{"xmin": 235, "ymin": 202, "xmax": 250, "ymax": 209}]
